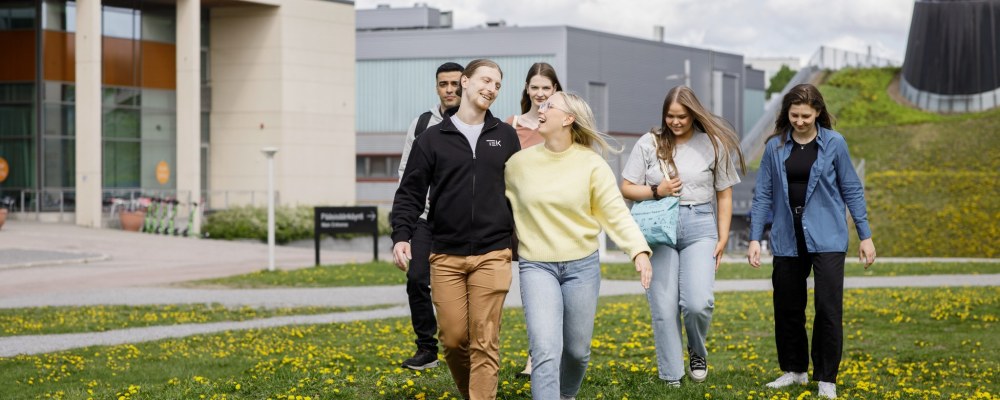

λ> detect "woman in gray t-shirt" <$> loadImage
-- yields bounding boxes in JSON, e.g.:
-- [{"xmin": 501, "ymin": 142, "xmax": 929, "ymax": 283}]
[{"xmin": 620, "ymin": 85, "xmax": 745, "ymax": 387}]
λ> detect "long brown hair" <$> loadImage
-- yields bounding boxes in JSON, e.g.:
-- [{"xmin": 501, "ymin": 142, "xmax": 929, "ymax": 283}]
[
  {"xmin": 653, "ymin": 86, "xmax": 746, "ymax": 176},
  {"xmin": 768, "ymin": 83, "xmax": 836, "ymax": 142},
  {"xmin": 520, "ymin": 62, "xmax": 562, "ymax": 113}
]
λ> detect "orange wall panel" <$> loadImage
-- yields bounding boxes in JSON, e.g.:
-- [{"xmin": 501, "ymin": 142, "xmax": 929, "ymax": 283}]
[
  {"xmin": 141, "ymin": 41, "xmax": 176, "ymax": 90},
  {"xmin": 103, "ymin": 37, "xmax": 139, "ymax": 87},
  {"xmin": 43, "ymin": 30, "xmax": 74, "ymax": 82},
  {"xmin": 0, "ymin": 31, "xmax": 36, "ymax": 81}
]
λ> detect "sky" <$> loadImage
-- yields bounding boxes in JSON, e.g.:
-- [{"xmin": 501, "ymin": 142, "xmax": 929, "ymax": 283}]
[{"xmin": 355, "ymin": 0, "xmax": 916, "ymax": 65}]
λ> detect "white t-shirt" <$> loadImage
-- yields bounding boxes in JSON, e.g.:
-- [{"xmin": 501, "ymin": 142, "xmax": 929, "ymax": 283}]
[
  {"xmin": 450, "ymin": 115, "xmax": 484, "ymax": 155},
  {"xmin": 621, "ymin": 131, "xmax": 741, "ymax": 205}
]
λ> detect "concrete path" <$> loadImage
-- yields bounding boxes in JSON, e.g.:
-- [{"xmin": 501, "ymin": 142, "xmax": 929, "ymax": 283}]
[{"xmin": 0, "ymin": 220, "xmax": 997, "ymax": 357}]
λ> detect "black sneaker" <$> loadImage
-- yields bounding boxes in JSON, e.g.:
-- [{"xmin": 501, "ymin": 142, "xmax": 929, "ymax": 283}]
[
  {"xmin": 401, "ymin": 349, "xmax": 439, "ymax": 370},
  {"xmin": 688, "ymin": 349, "xmax": 707, "ymax": 382}
]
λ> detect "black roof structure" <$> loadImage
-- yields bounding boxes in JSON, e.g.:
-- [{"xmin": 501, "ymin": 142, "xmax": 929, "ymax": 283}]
[{"xmin": 901, "ymin": 0, "xmax": 1000, "ymax": 112}]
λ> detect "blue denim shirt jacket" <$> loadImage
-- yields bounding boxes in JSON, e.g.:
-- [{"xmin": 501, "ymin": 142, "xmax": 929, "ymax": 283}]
[{"xmin": 749, "ymin": 126, "xmax": 872, "ymax": 256}]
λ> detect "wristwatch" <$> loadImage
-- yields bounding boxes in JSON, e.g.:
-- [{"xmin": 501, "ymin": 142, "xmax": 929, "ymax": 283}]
[{"xmin": 650, "ymin": 184, "xmax": 662, "ymax": 200}]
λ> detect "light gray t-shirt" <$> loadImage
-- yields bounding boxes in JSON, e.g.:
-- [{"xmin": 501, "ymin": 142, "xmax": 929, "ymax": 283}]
[
  {"xmin": 621, "ymin": 131, "xmax": 741, "ymax": 205},
  {"xmin": 450, "ymin": 115, "xmax": 484, "ymax": 155}
]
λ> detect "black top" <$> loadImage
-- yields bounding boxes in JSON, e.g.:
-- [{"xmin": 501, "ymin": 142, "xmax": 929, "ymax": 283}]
[
  {"xmin": 391, "ymin": 107, "xmax": 521, "ymax": 256},
  {"xmin": 785, "ymin": 137, "xmax": 818, "ymax": 210}
]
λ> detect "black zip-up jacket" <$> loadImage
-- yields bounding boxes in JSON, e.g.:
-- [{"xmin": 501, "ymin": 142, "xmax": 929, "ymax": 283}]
[{"xmin": 391, "ymin": 108, "xmax": 521, "ymax": 256}]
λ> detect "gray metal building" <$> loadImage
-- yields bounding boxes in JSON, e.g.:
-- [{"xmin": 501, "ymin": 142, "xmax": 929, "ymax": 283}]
[{"xmin": 355, "ymin": 5, "xmax": 764, "ymax": 207}]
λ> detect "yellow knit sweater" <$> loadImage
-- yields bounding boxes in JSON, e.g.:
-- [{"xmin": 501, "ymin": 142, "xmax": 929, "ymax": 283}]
[{"xmin": 505, "ymin": 143, "xmax": 652, "ymax": 262}]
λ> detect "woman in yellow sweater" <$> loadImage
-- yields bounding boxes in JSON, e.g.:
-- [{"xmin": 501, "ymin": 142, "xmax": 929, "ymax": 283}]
[{"xmin": 505, "ymin": 91, "xmax": 653, "ymax": 400}]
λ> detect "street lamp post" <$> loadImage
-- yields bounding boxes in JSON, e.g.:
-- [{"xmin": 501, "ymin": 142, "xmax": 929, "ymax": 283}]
[
  {"xmin": 261, "ymin": 147, "xmax": 278, "ymax": 272},
  {"xmin": 665, "ymin": 59, "xmax": 691, "ymax": 88}
]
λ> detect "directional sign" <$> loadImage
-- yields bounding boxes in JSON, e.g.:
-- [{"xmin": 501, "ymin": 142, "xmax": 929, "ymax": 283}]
[
  {"xmin": 314, "ymin": 206, "xmax": 379, "ymax": 264},
  {"xmin": 315, "ymin": 206, "xmax": 378, "ymax": 234}
]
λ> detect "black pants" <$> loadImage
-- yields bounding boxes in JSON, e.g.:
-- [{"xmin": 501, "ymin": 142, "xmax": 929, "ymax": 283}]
[
  {"xmin": 407, "ymin": 218, "xmax": 438, "ymax": 351},
  {"xmin": 771, "ymin": 215, "xmax": 844, "ymax": 383}
]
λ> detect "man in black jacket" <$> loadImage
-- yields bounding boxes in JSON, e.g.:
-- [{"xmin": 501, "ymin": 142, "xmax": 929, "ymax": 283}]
[
  {"xmin": 396, "ymin": 61, "xmax": 464, "ymax": 372},
  {"xmin": 391, "ymin": 59, "xmax": 520, "ymax": 400}
]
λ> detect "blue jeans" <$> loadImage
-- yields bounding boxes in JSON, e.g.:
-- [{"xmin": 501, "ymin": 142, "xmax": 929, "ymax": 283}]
[
  {"xmin": 519, "ymin": 251, "xmax": 601, "ymax": 399},
  {"xmin": 646, "ymin": 203, "xmax": 718, "ymax": 381}
]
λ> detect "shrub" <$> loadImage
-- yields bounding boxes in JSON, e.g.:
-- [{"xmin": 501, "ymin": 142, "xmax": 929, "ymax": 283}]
[{"xmin": 203, "ymin": 206, "xmax": 392, "ymax": 243}]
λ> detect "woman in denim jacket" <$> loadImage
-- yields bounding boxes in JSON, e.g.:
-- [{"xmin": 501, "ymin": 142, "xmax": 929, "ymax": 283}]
[{"xmin": 747, "ymin": 84, "xmax": 877, "ymax": 399}]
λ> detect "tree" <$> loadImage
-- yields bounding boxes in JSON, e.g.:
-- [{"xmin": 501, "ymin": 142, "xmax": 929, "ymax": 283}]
[{"xmin": 766, "ymin": 65, "xmax": 796, "ymax": 99}]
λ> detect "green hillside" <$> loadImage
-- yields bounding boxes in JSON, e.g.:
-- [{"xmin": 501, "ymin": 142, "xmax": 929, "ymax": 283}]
[{"xmin": 818, "ymin": 68, "xmax": 1000, "ymax": 257}]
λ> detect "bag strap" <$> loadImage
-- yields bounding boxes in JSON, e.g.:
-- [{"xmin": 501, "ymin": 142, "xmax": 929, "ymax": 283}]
[
  {"xmin": 414, "ymin": 111, "xmax": 434, "ymax": 138},
  {"xmin": 650, "ymin": 134, "xmax": 672, "ymax": 179}
]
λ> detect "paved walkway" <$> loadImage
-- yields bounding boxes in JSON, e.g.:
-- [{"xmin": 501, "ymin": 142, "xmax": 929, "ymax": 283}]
[{"xmin": 0, "ymin": 220, "xmax": 998, "ymax": 357}]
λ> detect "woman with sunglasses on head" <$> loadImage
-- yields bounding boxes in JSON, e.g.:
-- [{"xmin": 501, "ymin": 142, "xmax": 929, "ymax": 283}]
[
  {"xmin": 620, "ymin": 85, "xmax": 745, "ymax": 387},
  {"xmin": 748, "ymin": 84, "xmax": 876, "ymax": 399},
  {"xmin": 505, "ymin": 92, "xmax": 653, "ymax": 400},
  {"xmin": 507, "ymin": 62, "xmax": 562, "ymax": 378}
]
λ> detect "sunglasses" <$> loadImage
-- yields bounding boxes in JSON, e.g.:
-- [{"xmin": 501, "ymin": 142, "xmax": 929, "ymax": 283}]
[{"xmin": 539, "ymin": 101, "xmax": 572, "ymax": 115}]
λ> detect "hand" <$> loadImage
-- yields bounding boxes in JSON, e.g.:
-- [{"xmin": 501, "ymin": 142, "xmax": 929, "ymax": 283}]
[
  {"xmin": 657, "ymin": 176, "xmax": 683, "ymax": 197},
  {"xmin": 393, "ymin": 242, "xmax": 412, "ymax": 271},
  {"xmin": 713, "ymin": 242, "xmax": 725, "ymax": 271},
  {"xmin": 859, "ymin": 238, "xmax": 876, "ymax": 269},
  {"xmin": 634, "ymin": 252, "xmax": 653, "ymax": 290},
  {"xmin": 747, "ymin": 241, "xmax": 761, "ymax": 269}
]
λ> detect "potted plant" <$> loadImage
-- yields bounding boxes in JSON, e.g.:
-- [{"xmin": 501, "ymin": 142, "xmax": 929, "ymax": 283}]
[
  {"xmin": 114, "ymin": 198, "xmax": 146, "ymax": 232},
  {"xmin": 0, "ymin": 197, "xmax": 12, "ymax": 231}
]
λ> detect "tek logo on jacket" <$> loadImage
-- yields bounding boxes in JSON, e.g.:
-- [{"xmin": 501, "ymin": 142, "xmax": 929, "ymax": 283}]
[{"xmin": 486, "ymin": 139, "xmax": 503, "ymax": 147}]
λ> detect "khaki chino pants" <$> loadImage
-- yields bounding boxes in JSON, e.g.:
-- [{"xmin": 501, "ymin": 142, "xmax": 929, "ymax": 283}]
[{"xmin": 429, "ymin": 248, "xmax": 512, "ymax": 400}]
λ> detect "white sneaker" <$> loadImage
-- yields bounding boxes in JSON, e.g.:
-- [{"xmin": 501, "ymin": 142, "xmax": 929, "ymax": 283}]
[
  {"xmin": 765, "ymin": 372, "xmax": 808, "ymax": 388},
  {"xmin": 818, "ymin": 381, "xmax": 837, "ymax": 399}
]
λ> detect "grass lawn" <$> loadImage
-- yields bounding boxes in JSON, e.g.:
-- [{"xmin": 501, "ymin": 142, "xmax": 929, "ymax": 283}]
[
  {"xmin": 189, "ymin": 261, "xmax": 1000, "ymax": 288},
  {"xmin": 188, "ymin": 262, "xmax": 408, "ymax": 288},
  {"xmin": 1, "ymin": 286, "xmax": 997, "ymax": 399},
  {"xmin": 0, "ymin": 304, "xmax": 395, "ymax": 337},
  {"xmin": 604, "ymin": 261, "xmax": 1000, "ymax": 281}
]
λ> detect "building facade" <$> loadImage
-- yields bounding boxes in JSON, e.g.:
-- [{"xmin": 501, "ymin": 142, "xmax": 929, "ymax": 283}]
[
  {"xmin": 0, "ymin": 0, "xmax": 356, "ymax": 228},
  {"xmin": 355, "ymin": 4, "xmax": 764, "ymax": 207}
]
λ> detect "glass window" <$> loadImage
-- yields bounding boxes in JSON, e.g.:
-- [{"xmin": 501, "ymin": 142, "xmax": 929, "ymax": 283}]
[
  {"xmin": 0, "ymin": 138, "xmax": 36, "ymax": 189},
  {"xmin": 356, "ymin": 156, "xmax": 366, "ymax": 178},
  {"xmin": 141, "ymin": 8, "xmax": 174, "ymax": 43},
  {"xmin": 102, "ymin": 5, "xmax": 139, "ymax": 40},
  {"xmin": 43, "ymin": 104, "xmax": 74, "ymax": 137},
  {"xmin": 369, "ymin": 157, "xmax": 389, "ymax": 178},
  {"xmin": 140, "ymin": 89, "xmax": 173, "ymax": 110},
  {"xmin": 141, "ymin": 109, "xmax": 174, "ymax": 141},
  {"xmin": 103, "ymin": 140, "xmax": 140, "ymax": 188},
  {"xmin": 201, "ymin": 111, "xmax": 209, "ymax": 143},
  {"xmin": 103, "ymin": 87, "xmax": 140, "ymax": 107},
  {"xmin": 0, "ymin": 3, "xmax": 36, "ymax": 30},
  {"xmin": 389, "ymin": 157, "xmax": 401, "ymax": 176},
  {"xmin": 0, "ymin": 83, "xmax": 35, "ymax": 103},
  {"xmin": 43, "ymin": 82, "xmax": 74, "ymax": 102},
  {"xmin": 103, "ymin": 108, "xmax": 140, "ymax": 139},
  {"xmin": 42, "ymin": 138, "xmax": 74, "ymax": 188},
  {"xmin": 355, "ymin": 156, "xmax": 402, "ymax": 178},
  {"xmin": 140, "ymin": 141, "xmax": 175, "ymax": 188},
  {"xmin": 0, "ymin": 105, "xmax": 34, "ymax": 137}
]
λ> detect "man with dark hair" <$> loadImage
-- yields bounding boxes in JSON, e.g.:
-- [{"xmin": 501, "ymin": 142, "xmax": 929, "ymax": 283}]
[
  {"xmin": 392, "ymin": 59, "xmax": 519, "ymax": 400},
  {"xmin": 396, "ymin": 61, "xmax": 464, "ymax": 371}
]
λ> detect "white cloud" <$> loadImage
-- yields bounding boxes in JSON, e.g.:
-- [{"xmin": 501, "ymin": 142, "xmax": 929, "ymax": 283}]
[{"xmin": 356, "ymin": 0, "xmax": 914, "ymax": 61}]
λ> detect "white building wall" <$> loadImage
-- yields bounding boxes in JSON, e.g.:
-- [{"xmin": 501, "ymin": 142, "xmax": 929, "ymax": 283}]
[{"xmin": 210, "ymin": 0, "xmax": 355, "ymax": 208}]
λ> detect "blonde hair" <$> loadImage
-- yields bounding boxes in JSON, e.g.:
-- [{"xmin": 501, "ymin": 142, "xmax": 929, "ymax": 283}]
[
  {"xmin": 654, "ymin": 86, "xmax": 746, "ymax": 176},
  {"xmin": 557, "ymin": 92, "xmax": 622, "ymax": 157}
]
